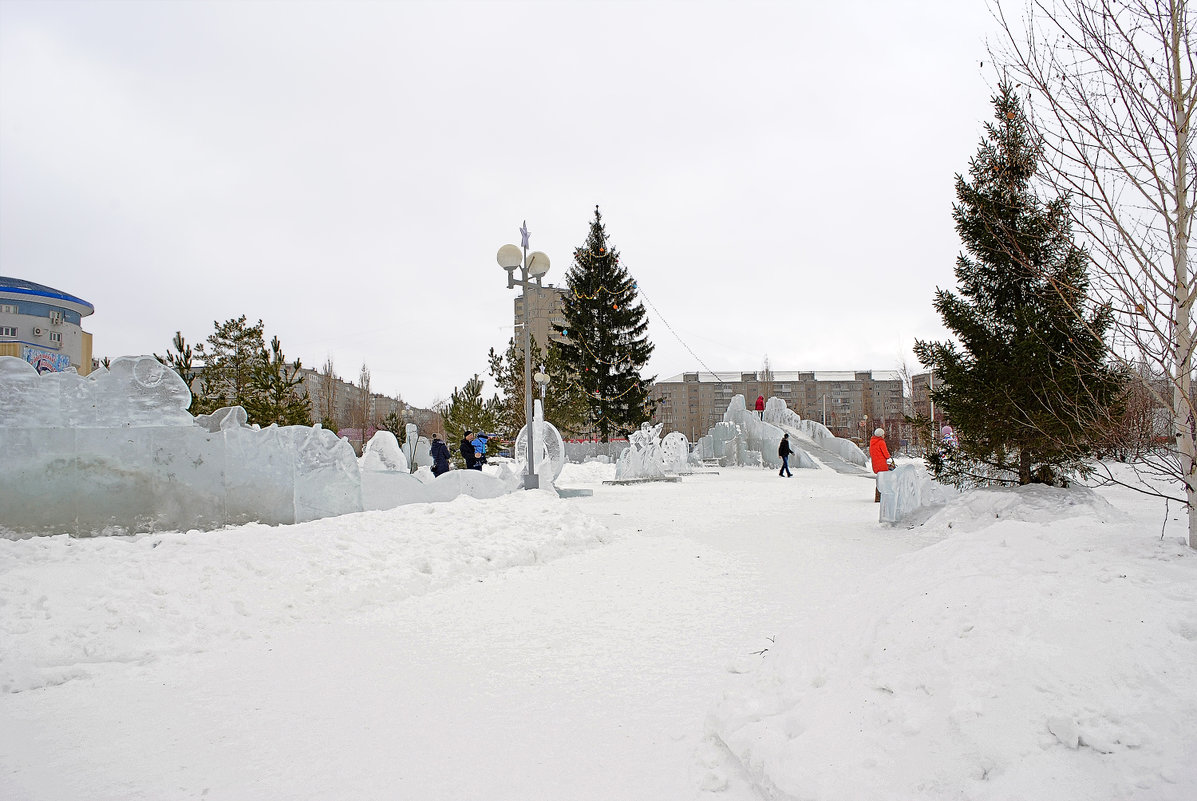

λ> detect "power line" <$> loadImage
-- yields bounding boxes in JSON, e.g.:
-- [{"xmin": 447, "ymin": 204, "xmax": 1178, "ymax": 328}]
[{"xmin": 626, "ymin": 265, "xmax": 725, "ymax": 383}]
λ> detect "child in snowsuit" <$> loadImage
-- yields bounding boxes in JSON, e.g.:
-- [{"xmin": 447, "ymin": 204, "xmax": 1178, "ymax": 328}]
[{"xmin": 470, "ymin": 432, "xmax": 489, "ymax": 470}]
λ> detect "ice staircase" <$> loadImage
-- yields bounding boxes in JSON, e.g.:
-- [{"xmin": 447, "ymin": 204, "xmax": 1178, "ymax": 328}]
[{"xmin": 777, "ymin": 423, "xmax": 871, "ymax": 476}]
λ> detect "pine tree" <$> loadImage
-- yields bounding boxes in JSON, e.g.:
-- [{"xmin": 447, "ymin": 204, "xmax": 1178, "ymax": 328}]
[
  {"xmin": 156, "ymin": 331, "xmax": 201, "ymax": 413},
  {"xmin": 551, "ymin": 206, "xmax": 655, "ymax": 442},
  {"xmin": 193, "ymin": 316, "xmax": 266, "ymax": 414},
  {"xmin": 487, "ymin": 333, "xmax": 588, "ymax": 440},
  {"xmin": 913, "ymin": 82, "xmax": 1125, "ymax": 487},
  {"xmin": 438, "ymin": 375, "xmax": 501, "ymax": 467},
  {"xmin": 243, "ymin": 335, "xmax": 313, "ymax": 427}
]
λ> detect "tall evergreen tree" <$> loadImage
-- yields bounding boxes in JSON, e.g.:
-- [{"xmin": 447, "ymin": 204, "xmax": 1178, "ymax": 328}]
[
  {"xmin": 914, "ymin": 82, "xmax": 1125, "ymax": 487},
  {"xmin": 551, "ymin": 206, "xmax": 655, "ymax": 442},
  {"xmin": 243, "ymin": 335, "xmax": 313, "ymax": 427}
]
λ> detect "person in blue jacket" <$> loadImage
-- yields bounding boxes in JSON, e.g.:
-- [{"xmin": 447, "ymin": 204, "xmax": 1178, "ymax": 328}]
[
  {"xmin": 430, "ymin": 432, "xmax": 451, "ymax": 476},
  {"xmin": 470, "ymin": 432, "xmax": 489, "ymax": 469}
]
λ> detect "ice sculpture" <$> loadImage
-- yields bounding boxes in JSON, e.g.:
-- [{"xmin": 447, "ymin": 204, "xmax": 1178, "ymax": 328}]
[
  {"xmin": 661, "ymin": 431, "xmax": 691, "ymax": 474},
  {"xmin": 0, "ymin": 355, "xmax": 361, "ymax": 535},
  {"xmin": 398, "ymin": 423, "xmax": 430, "ymax": 471},
  {"xmin": 514, "ymin": 399, "xmax": 565, "ymax": 484},
  {"xmin": 878, "ymin": 464, "xmax": 923, "ymax": 523},
  {"xmin": 361, "ymin": 430, "xmax": 408, "ymax": 472},
  {"xmin": 615, "ymin": 422, "xmax": 668, "ymax": 480}
]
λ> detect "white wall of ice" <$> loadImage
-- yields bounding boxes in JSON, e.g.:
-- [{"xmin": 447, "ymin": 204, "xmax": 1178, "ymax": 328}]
[
  {"xmin": 0, "ymin": 356, "xmax": 524, "ymax": 537},
  {"xmin": 0, "ymin": 356, "xmax": 361, "ymax": 535}
]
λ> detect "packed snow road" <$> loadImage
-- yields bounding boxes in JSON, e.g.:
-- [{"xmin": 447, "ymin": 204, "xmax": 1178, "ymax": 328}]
[{"xmin": 0, "ymin": 462, "xmax": 917, "ymax": 800}]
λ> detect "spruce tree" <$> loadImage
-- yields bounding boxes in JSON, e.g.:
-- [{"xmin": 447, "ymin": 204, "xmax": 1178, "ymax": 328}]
[
  {"xmin": 551, "ymin": 206, "xmax": 655, "ymax": 442},
  {"xmin": 914, "ymin": 82, "xmax": 1125, "ymax": 487}
]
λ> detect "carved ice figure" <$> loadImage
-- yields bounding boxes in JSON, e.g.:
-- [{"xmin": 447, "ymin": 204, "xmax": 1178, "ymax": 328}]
[
  {"xmin": 361, "ymin": 430, "xmax": 408, "ymax": 472},
  {"xmin": 878, "ymin": 463, "xmax": 926, "ymax": 523},
  {"xmin": 722, "ymin": 394, "xmax": 793, "ymax": 468},
  {"xmin": 399, "ymin": 423, "xmax": 432, "ymax": 471},
  {"xmin": 514, "ymin": 399, "xmax": 565, "ymax": 483},
  {"xmin": 615, "ymin": 422, "xmax": 667, "ymax": 480},
  {"xmin": 661, "ymin": 431, "xmax": 690, "ymax": 474}
]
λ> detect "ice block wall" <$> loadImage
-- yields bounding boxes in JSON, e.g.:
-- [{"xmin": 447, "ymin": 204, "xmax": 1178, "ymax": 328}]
[{"xmin": 0, "ymin": 355, "xmax": 361, "ymax": 536}]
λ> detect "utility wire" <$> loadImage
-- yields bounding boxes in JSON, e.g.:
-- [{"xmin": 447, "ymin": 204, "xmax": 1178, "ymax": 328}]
[{"xmin": 627, "ymin": 265, "xmax": 725, "ymax": 383}]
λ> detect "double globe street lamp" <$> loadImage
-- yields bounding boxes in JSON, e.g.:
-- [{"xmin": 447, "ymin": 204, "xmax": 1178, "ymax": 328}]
[{"xmin": 497, "ymin": 221, "xmax": 550, "ymax": 489}]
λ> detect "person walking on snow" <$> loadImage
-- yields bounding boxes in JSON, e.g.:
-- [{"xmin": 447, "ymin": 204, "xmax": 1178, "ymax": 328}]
[
  {"xmin": 778, "ymin": 433, "xmax": 793, "ymax": 477},
  {"xmin": 869, "ymin": 427, "xmax": 894, "ymax": 503},
  {"xmin": 755, "ymin": 395, "xmax": 765, "ymax": 420}
]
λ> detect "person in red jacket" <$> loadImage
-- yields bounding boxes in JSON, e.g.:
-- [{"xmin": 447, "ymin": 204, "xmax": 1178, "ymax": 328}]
[
  {"xmin": 755, "ymin": 395, "xmax": 765, "ymax": 419},
  {"xmin": 869, "ymin": 427, "xmax": 893, "ymax": 503}
]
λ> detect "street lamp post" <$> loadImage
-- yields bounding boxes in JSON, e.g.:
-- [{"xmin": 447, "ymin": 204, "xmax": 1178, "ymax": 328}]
[{"xmin": 497, "ymin": 221, "xmax": 550, "ymax": 490}]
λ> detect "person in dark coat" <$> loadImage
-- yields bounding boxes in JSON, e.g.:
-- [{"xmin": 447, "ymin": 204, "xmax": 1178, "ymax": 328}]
[
  {"xmin": 778, "ymin": 433, "xmax": 793, "ymax": 477},
  {"xmin": 459, "ymin": 430, "xmax": 476, "ymax": 470},
  {"xmin": 430, "ymin": 433, "xmax": 451, "ymax": 476}
]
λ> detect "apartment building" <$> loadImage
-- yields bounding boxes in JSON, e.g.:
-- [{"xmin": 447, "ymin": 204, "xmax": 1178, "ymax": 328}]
[
  {"xmin": 512, "ymin": 284, "xmax": 566, "ymax": 355},
  {"xmin": 651, "ymin": 369, "xmax": 906, "ymax": 443}
]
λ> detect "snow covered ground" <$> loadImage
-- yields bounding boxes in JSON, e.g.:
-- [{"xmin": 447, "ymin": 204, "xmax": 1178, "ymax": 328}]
[{"xmin": 1, "ymin": 459, "xmax": 1194, "ymax": 800}]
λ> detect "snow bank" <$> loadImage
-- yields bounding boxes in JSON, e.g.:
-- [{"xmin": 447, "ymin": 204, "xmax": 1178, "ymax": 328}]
[
  {"xmin": 710, "ymin": 484, "xmax": 1197, "ymax": 800},
  {"xmin": 0, "ymin": 490, "xmax": 614, "ymax": 693}
]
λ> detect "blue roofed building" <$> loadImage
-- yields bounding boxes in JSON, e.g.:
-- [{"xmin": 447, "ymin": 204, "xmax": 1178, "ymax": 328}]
[{"xmin": 0, "ymin": 277, "xmax": 95, "ymax": 374}]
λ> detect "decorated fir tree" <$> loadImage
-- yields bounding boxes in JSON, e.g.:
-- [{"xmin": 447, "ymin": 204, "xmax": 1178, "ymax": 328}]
[
  {"xmin": 914, "ymin": 82, "xmax": 1125, "ymax": 487},
  {"xmin": 552, "ymin": 207, "xmax": 655, "ymax": 442}
]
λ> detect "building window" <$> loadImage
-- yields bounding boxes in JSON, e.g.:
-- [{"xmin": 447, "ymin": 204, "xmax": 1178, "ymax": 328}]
[
  {"xmin": 50, "ymin": 331, "xmax": 62, "ymax": 343},
  {"xmin": 48, "ymin": 310, "xmax": 64, "ymax": 324},
  {"xmin": 0, "ymin": 326, "xmax": 15, "ymax": 337},
  {"xmin": 0, "ymin": 304, "xmax": 16, "ymax": 314}
]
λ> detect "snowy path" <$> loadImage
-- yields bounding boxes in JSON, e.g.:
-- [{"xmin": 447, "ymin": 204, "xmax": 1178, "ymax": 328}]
[{"xmin": 1, "ymin": 466, "xmax": 918, "ymax": 800}]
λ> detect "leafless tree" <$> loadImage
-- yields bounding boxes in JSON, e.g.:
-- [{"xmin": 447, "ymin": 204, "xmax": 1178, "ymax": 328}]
[
  {"xmin": 356, "ymin": 363, "xmax": 372, "ymax": 453},
  {"xmin": 760, "ymin": 354, "xmax": 776, "ymax": 403},
  {"xmin": 319, "ymin": 357, "xmax": 340, "ymax": 430},
  {"xmin": 991, "ymin": 0, "xmax": 1196, "ymax": 546}
]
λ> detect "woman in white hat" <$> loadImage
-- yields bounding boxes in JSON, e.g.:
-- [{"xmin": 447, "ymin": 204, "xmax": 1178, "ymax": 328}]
[{"xmin": 869, "ymin": 427, "xmax": 894, "ymax": 503}]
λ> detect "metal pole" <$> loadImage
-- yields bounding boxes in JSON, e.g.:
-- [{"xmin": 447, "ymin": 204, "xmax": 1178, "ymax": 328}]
[{"xmin": 522, "ymin": 250, "xmax": 538, "ymax": 489}]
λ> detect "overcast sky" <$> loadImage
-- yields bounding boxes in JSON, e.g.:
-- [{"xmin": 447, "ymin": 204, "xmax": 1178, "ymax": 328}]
[{"xmin": 1, "ymin": 0, "xmax": 999, "ymax": 408}]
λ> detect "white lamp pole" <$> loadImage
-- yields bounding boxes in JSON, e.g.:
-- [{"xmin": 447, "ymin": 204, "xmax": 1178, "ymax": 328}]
[{"xmin": 497, "ymin": 221, "xmax": 550, "ymax": 490}]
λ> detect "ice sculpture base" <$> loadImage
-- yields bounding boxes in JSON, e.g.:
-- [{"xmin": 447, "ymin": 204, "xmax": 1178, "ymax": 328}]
[{"xmin": 602, "ymin": 476, "xmax": 682, "ymax": 486}]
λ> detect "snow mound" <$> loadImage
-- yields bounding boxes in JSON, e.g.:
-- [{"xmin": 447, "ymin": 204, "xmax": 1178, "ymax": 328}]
[
  {"xmin": 710, "ymin": 485, "xmax": 1197, "ymax": 801},
  {"xmin": 915, "ymin": 482, "xmax": 1128, "ymax": 534},
  {"xmin": 0, "ymin": 490, "xmax": 614, "ymax": 693},
  {"xmin": 558, "ymin": 461, "xmax": 617, "ymax": 484}
]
